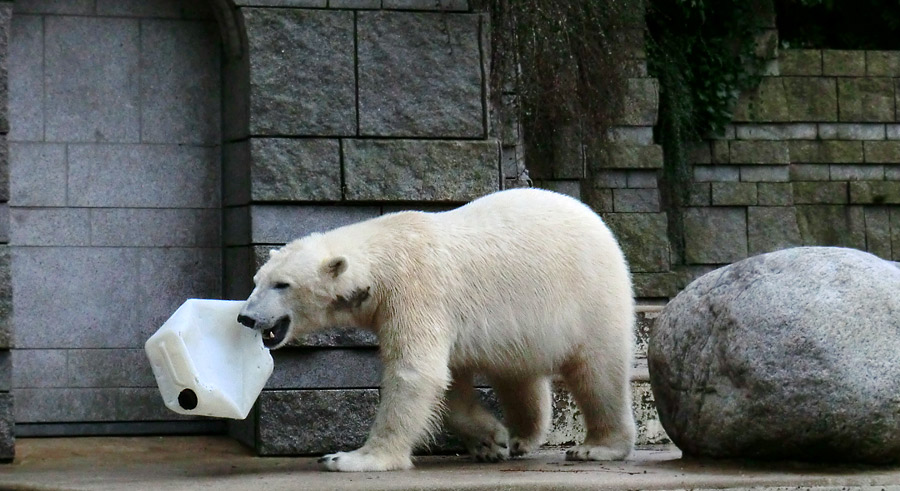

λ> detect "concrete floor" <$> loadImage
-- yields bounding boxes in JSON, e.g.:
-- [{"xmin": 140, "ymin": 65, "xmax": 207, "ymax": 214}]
[{"xmin": 2, "ymin": 437, "xmax": 900, "ymax": 490}]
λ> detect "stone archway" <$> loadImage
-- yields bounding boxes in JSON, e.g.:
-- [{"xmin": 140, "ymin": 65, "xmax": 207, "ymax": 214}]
[{"xmin": 7, "ymin": 0, "xmax": 235, "ymax": 436}]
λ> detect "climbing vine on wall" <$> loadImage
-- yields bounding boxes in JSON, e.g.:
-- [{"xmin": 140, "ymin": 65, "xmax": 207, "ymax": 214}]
[
  {"xmin": 645, "ymin": 0, "xmax": 770, "ymax": 258},
  {"xmin": 486, "ymin": 0, "xmax": 635, "ymax": 175},
  {"xmin": 647, "ymin": 1, "xmax": 770, "ymax": 138}
]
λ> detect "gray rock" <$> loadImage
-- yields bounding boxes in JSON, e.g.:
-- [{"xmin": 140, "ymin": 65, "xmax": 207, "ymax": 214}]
[{"xmin": 649, "ymin": 247, "xmax": 900, "ymax": 463}]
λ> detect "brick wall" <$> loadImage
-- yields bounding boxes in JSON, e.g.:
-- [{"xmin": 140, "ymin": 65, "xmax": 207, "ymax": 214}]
[{"xmin": 681, "ymin": 49, "xmax": 900, "ymax": 285}]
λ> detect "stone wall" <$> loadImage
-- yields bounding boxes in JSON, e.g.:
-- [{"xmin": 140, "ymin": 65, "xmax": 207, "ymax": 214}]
[
  {"xmin": 7, "ymin": 0, "xmax": 225, "ymax": 438},
  {"xmin": 0, "ymin": 0, "xmax": 11, "ymax": 461},
  {"xmin": 681, "ymin": 49, "xmax": 900, "ymax": 283}
]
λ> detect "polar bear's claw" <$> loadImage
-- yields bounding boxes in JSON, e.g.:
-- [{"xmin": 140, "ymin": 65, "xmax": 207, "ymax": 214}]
[
  {"xmin": 318, "ymin": 450, "xmax": 413, "ymax": 472},
  {"xmin": 564, "ymin": 444, "xmax": 631, "ymax": 461},
  {"xmin": 467, "ymin": 435, "xmax": 510, "ymax": 463},
  {"xmin": 509, "ymin": 437, "xmax": 539, "ymax": 458}
]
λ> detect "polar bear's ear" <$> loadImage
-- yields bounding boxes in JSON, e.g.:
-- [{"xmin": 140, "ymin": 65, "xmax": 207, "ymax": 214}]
[
  {"xmin": 269, "ymin": 248, "xmax": 281, "ymax": 259},
  {"xmin": 322, "ymin": 256, "xmax": 347, "ymax": 278}
]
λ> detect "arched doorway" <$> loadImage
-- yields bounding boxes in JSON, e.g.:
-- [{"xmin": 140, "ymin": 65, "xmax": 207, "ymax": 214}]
[{"xmin": 8, "ymin": 0, "xmax": 228, "ymax": 435}]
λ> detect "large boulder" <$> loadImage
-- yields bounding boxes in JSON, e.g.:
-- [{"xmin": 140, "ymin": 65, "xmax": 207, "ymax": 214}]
[{"xmin": 649, "ymin": 247, "xmax": 900, "ymax": 463}]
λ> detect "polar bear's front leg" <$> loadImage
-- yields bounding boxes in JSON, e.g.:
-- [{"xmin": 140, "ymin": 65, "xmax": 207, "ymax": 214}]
[{"xmin": 319, "ymin": 347, "xmax": 451, "ymax": 472}]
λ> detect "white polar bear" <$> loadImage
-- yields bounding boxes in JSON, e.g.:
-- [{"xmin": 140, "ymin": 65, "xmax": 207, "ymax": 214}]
[{"xmin": 237, "ymin": 188, "xmax": 636, "ymax": 472}]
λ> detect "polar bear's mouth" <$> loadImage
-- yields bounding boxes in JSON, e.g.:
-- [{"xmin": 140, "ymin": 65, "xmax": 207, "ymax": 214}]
[{"xmin": 262, "ymin": 316, "xmax": 290, "ymax": 348}]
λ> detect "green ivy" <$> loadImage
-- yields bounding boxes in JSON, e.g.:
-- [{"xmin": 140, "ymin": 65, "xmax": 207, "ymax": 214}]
[
  {"xmin": 646, "ymin": 0, "xmax": 769, "ymax": 259},
  {"xmin": 647, "ymin": 0, "xmax": 768, "ymax": 138}
]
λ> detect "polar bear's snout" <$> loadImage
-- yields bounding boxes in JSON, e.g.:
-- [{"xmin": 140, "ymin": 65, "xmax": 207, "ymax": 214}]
[{"xmin": 237, "ymin": 302, "xmax": 292, "ymax": 349}]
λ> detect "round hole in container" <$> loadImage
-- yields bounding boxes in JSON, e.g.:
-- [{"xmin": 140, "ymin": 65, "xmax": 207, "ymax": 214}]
[{"xmin": 178, "ymin": 388, "xmax": 198, "ymax": 410}]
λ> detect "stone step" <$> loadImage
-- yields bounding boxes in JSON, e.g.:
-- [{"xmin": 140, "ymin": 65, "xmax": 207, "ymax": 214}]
[
  {"xmin": 231, "ymin": 304, "xmax": 670, "ymax": 456},
  {"xmin": 233, "ymin": 377, "xmax": 670, "ymax": 456}
]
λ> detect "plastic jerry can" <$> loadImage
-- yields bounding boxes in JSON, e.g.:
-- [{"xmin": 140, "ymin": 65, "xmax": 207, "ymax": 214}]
[{"xmin": 144, "ymin": 299, "xmax": 274, "ymax": 420}]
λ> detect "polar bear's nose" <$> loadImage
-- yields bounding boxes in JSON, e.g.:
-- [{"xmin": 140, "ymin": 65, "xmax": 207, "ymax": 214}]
[{"xmin": 237, "ymin": 314, "xmax": 256, "ymax": 329}]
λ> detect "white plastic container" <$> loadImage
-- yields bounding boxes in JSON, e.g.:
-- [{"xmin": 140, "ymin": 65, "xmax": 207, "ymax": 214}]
[{"xmin": 144, "ymin": 299, "xmax": 274, "ymax": 420}]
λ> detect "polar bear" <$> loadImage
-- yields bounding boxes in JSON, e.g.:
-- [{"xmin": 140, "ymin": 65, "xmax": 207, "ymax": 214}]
[{"xmin": 237, "ymin": 188, "xmax": 636, "ymax": 472}]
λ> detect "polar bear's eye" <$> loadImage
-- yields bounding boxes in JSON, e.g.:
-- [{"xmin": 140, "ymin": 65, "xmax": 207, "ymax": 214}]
[{"xmin": 273, "ymin": 282, "xmax": 290, "ymax": 290}]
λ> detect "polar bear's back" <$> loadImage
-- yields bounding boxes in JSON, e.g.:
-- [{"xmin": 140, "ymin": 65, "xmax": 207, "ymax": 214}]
[
  {"xmin": 443, "ymin": 188, "xmax": 610, "ymax": 237},
  {"xmin": 439, "ymin": 188, "xmax": 626, "ymax": 275},
  {"xmin": 431, "ymin": 188, "xmax": 634, "ymax": 371}
]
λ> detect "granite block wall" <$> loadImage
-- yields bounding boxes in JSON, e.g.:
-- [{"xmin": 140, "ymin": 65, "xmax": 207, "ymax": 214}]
[
  {"xmin": 7, "ymin": 0, "xmax": 867, "ymax": 461},
  {"xmin": 9, "ymin": 0, "xmax": 886, "ymax": 464},
  {"xmin": 6, "ymin": 0, "xmax": 223, "ymax": 438},
  {"xmin": 0, "ymin": 0, "xmax": 11, "ymax": 462}
]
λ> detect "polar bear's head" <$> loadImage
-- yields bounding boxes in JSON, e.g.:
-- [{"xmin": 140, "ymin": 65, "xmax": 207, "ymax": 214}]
[{"xmin": 237, "ymin": 237, "xmax": 373, "ymax": 349}]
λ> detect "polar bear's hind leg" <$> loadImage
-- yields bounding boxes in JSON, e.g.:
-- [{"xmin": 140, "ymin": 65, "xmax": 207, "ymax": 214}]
[
  {"xmin": 560, "ymin": 349, "xmax": 636, "ymax": 461},
  {"xmin": 492, "ymin": 376, "xmax": 552, "ymax": 457}
]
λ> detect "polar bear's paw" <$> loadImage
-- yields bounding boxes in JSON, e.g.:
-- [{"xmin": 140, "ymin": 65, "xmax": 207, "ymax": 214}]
[
  {"xmin": 465, "ymin": 429, "xmax": 510, "ymax": 463},
  {"xmin": 317, "ymin": 450, "xmax": 413, "ymax": 472},
  {"xmin": 509, "ymin": 436, "xmax": 539, "ymax": 458},
  {"xmin": 564, "ymin": 444, "xmax": 630, "ymax": 461}
]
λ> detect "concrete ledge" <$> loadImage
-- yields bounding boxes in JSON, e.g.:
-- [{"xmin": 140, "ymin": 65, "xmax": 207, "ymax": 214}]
[{"xmin": 6, "ymin": 437, "xmax": 900, "ymax": 490}]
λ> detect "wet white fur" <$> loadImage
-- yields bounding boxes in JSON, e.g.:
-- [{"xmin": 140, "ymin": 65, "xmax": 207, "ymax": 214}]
[{"xmin": 243, "ymin": 188, "xmax": 636, "ymax": 472}]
